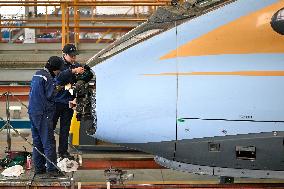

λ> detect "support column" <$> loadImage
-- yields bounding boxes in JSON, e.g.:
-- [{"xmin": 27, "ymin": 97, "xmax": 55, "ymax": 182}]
[
  {"xmin": 66, "ymin": 7, "xmax": 70, "ymax": 44},
  {"xmin": 0, "ymin": 15, "xmax": 2, "ymax": 42},
  {"xmin": 74, "ymin": 0, "xmax": 80, "ymax": 47},
  {"xmin": 25, "ymin": 0, "xmax": 36, "ymax": 18},
  {"xmin": 61, "ymin": 2, "xmax": 67, "ymax": 49},
  {"xmin": 34, "ymin": 0, "xmax": 38, "ymax": 17}
]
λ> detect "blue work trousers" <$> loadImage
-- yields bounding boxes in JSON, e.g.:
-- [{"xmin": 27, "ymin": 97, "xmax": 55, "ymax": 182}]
[
  {"xmin": 53, "ymin": 102, "xmax": 74, "ymax": 155},
  {"xmin": 30, "ymin": 113, "xmax": 57, "ymax": 172}
]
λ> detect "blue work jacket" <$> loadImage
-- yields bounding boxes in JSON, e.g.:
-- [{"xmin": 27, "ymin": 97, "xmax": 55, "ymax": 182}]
[
  {"xmin": 28, "ymin": 68, "xmax": 57, "ymax": 115},
  {"xmin": 55, "ymin": 57, "xmax": 81, "ymax": 105}
]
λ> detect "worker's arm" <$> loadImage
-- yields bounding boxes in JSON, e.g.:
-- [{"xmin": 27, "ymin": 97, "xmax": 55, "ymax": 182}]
[
  {"xmin": 56, "ymin": 67, "xmax": 85, "ymax": 86},
  {"xmin": 45, "ymin": 76, "xmax": 57, "ymax": 101}
]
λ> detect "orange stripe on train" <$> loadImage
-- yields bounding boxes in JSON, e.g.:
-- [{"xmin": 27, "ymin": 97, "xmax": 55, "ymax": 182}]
[
  {"xmin": 160, "ymin": 1, "xmax": 284, "ymax": 60},
  {"xmin": 144, "ymin": 71, "xmax": 284, "ymax": 76}
]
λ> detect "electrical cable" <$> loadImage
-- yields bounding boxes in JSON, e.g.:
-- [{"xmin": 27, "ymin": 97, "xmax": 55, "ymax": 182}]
[{"xmin": 0, "ymin": 91, "xmax": 66, "ymax": 177}]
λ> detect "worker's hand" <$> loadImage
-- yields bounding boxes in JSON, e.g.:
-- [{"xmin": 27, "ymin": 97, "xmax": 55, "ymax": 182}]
[
  {"xmin": 72, "ymin": 67, "xmax": 84, "ymax": 74},
  {"xmin": 69, "ymin": 98, "xmax": 77, "ymax": 110},
  {"xmin": 55, "ymin": 85, "xmax": 64, "ymax": 92}
]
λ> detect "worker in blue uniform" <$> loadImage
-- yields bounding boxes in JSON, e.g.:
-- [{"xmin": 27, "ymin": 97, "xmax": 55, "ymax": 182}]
[
  {"xmin": 53, "ymin": 44, "xmax": 85, "ymax": 160},
  {"xmin": 28, "ymin": 56, "xmax": 66, "ymax": 177}
]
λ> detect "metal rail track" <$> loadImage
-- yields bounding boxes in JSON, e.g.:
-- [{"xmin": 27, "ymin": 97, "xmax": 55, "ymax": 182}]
[
  {"xmin": 0, "ymin": 183, "xmax": 284, "ymax": 189},
  {"xmin": 81, "ymin": 158, "xmax": 163, "ymax": 170},
  {"xmin": 80, "ymin": 183, "xmax": 284, "ymax": 189}
]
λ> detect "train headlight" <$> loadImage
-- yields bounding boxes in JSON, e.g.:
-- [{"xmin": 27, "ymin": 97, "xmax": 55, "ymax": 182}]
[{"xmin": 271, "ymin": 8, "xmax": 284, "ymax": 35}]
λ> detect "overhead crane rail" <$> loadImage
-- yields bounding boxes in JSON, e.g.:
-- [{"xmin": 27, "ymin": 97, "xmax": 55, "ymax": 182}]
[
  {"xmin": 0, "ymin": 0, "xmax": 171, "ymax": 6},
  {"xmin": 1, "ymin": 18, "xmax": 148, "ymax": 22},
  {"xmin": 0, "ymin": 25, "xmax": 136, "ymax": 29}
]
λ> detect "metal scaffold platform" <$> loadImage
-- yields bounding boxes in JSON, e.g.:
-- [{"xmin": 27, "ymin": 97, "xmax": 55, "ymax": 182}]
[{"xmin": 0, "ymin": 171, "xmax": 74, "ymax": 188}]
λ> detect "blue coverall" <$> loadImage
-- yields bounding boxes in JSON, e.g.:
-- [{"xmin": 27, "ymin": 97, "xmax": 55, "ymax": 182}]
[
  {"xmin": 53, "ymin": 58, "xmax": 81, "ymax": 156},
  {"xmin": 28, "ymin": 68, "xmax": 58, "ymax": 173}
]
